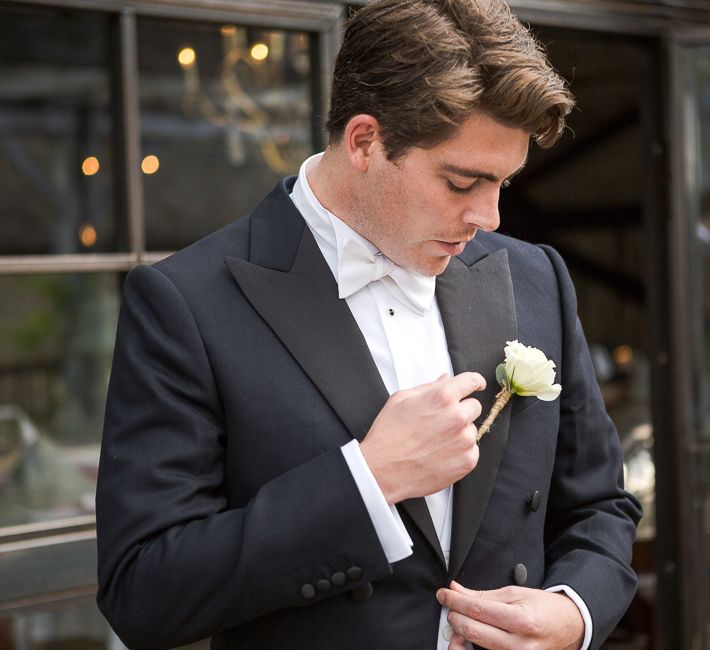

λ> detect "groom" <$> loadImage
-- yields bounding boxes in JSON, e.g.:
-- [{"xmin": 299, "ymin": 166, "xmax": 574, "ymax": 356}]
[{"xmin": 96, "ymin": 0, "xmax": 641, "ymax": 648}]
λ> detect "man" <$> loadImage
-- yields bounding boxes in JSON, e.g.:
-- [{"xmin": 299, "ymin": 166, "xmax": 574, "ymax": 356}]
[{"xmin": 96, "ymin": 0, "xmax": 641, "ymax": 648}]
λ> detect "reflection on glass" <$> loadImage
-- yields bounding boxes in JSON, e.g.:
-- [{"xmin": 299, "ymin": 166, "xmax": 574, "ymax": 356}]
[
  {"xmin": 591, "ymin": 344, "xmax": 655, "ymax": 539},
  {"xmin": 0, "ymin": 596, "xmax": 123, "ymax": 649},
  {"xmin": 694, "ymin": 51, "xmax": 710, "ymax": 442},
  {"xmin": 137, "ymin": 18, "xmax": 313, "ymax": 250},
  {"xmin": 0, "ymin": 4, "xmax": 119, "ymax": 255},
  {"xmin": 0, "ymin": 273, "xmax": 120, "ymax": 529}
]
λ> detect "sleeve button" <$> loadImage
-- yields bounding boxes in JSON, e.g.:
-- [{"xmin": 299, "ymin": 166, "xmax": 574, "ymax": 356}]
[
  {"xmin": 316, "ymin": 578, "xmax": 332, "ymax": 593},
  {"xmin": 301, "ymin": 583, "xmax": 316, "ymax": 599},
  {"xmin": 346, "ymin": 566, "xmax": 363, "ymax": 581},
  {"xmin": 349, "ymin": 582, "xmax": 373, "ymax": 602},
  {"xmin": 331, "ymin": 572, "xmax": 346, "ymax": 587}
]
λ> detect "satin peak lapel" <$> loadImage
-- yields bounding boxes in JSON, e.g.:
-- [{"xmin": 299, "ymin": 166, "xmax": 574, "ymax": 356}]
[
  {"xmin": 225, "ymin": 224, "xmax": 389, "ymax": 443},
  {"xmin": 436, "ymin": 248, "xmax": 517, "ymax": 579}
]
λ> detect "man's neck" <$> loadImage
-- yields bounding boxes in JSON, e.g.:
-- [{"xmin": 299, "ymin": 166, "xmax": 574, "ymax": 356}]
[{"xmin": 307, "ymin": 147, "xmax": 359, "ymax": 230}]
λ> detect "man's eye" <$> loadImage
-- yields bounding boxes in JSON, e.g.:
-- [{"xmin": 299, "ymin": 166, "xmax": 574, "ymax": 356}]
[{"xmin": 447, "ymin": 180, "xmax": 476, "ymax": 194}]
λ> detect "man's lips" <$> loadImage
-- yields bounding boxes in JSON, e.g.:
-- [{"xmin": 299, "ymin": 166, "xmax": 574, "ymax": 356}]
[{"xmin": 435, "ymin": 239, "xmax": 471, "ymax": 256}]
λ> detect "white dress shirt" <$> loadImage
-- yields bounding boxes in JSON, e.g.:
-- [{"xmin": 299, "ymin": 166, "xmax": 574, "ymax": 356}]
[{"xmin": 289, "ymin": 152, "xmax": 592, "ymax": 650}]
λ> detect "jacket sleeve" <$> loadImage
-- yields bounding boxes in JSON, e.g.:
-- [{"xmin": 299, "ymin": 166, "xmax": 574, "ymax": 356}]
[
  {"xmin": 95, "ymin": 264, "xmax": 393, "ymax": 649},
  {"xmin": 539, "ymin": 245, "xmax": 643, "ymax": 650}
]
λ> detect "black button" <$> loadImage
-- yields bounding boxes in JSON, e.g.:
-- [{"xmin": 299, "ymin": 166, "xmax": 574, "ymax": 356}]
[
  {"xmin": 528, "ymin": 491, "xmax": 541, "ymax": 512},
  {"xmin": 316, "ymin": 579, "xmax": 332, "ymax": 593},
  {"xmin": 514, "ymin": 563, "xmax": 528, "ymax": 586},
  {"xmin": 346, "ymin": 566, "xmax": 363, "ymax": 581},
  {"xmin": 301, "ymin": 583, "xmax": 316, "ymax": 599},
  {"xmin": 331, "ymin": 572, "xmax": 346, "ymax": 587},
  {"xmin": 349, "ymin": 582, "xmax": 373, "ymax": 603}
]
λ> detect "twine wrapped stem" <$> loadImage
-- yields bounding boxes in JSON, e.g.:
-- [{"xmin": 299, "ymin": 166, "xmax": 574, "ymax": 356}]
[{"xmin": 476, "ymin": 387, "xmax": 512, "ymax": 442}]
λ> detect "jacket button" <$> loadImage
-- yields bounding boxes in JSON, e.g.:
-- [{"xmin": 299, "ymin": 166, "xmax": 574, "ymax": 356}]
[
  {"xmin": 514, "ymin": 563, "xmax": 528, "ymax": 586},
  {"xmin": 349, "ymin": 582, "xmax": 373, "ymax": 603},
  {"xmin": 528, "ymin": 491, "xmax": 542, "ymax": 512},
  {"xmin": 331, "ymin": 572, "xmax": 346, "ymax": 587},
  {"xmin": 346, "ymin": 566, "xmax": 363, "ymax": 581},
  {"xmin": 301, "ymin": 583, "xmax": 316, "ymax": 599},
  {"xmin": 316, "ymin": 578, "xmax": 332, "ymax": 593}
]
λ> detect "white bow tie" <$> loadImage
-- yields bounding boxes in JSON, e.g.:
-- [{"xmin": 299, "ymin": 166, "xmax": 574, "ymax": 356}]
[{"xmin": 337, "ymin": 237, "xmax": 435, "ymax": 314}]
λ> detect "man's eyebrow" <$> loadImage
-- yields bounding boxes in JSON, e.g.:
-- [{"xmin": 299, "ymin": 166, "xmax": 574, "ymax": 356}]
[{"xmin": 440, "ymin": 159, "xmax": 528, "ymax": 183}]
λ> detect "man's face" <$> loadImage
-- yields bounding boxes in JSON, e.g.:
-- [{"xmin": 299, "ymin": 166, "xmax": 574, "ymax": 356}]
[{"xmin": 351, "ymin": 112, "xmax": 530, "ymax": 276}]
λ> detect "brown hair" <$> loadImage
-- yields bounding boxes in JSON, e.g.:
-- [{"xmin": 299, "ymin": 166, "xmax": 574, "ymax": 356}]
[{"xmin": 326, "ymin": 0, "xmax": 574, "ymax": 159}]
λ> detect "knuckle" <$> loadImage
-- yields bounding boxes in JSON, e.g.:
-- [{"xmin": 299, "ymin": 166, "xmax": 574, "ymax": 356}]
[
  {"xmin": 462, "ymin": 448, "xmax": 478, "ymax": 472},
  {"xmin": 452, "ymin": 409, "xmax": 470, "ymax": 429},
  {"xmin": 464, "ymin": 600, "xmax": 483, "ymax": 619},
  {"xmin": 436, "ymin": 384, "xmax": 456, "ymax": 405},
  {"xmin": 518, "ymin": 611, "xmax": 542, "ymax": 638}
]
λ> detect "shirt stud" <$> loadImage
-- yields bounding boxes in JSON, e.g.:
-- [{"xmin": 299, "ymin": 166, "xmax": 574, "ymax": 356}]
[{"xmin": 388, "ymin": 308, "xmax": 395, "ymax": 316}]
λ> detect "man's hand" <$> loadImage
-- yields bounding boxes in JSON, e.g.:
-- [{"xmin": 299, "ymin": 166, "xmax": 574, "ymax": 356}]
[
  {"xmin": 359, "ymin": 372, "xmax": 485, "ymax": 504},
  {"xmin": 437, "ymin": 581, "xmax": 585, "ymax": 650}
]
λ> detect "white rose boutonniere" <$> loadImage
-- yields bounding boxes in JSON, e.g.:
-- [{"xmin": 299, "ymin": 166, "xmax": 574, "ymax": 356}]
[{"xmin": 477, "ymin": 340, "xmax": 562, "ymax": 442}]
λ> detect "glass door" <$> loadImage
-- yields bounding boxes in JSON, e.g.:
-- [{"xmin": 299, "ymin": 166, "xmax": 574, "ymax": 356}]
[{"xmin": 676, "ymin": 42, "xmax": 710, "ymax": 650}]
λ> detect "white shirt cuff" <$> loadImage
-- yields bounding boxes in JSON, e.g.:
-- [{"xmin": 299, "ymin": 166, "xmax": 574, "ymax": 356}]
[
  {"xmin": 545, "ymin": 585, "xmax": 593, "ymax": 650},
  {"xmin": 341, "ymin": 439, "xmax": 413, "ymax": 563}
]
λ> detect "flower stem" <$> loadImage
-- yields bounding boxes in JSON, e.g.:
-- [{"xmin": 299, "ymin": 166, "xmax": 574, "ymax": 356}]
[{"xmin": 476, "ymin": 388, "xmax": 512, "ymax": 442}]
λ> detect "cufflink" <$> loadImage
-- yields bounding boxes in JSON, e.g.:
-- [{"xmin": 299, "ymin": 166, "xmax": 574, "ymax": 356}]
[{"xmin": 443, "ymin": 624, "xmax": 453, "ymax": 641}]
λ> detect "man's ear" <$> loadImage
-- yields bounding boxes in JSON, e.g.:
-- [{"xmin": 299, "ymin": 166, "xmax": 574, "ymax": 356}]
[{"xmin": 343, "ymin": 114, "xmax": 382, "ymax": 172}]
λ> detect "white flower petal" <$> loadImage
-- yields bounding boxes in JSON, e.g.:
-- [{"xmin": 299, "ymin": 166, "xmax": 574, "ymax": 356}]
[{"xmin": 501, "ymin": 341, "xmax": 561, "ymax": 401}]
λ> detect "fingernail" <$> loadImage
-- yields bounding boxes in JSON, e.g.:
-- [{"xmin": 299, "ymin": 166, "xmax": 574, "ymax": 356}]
[{"xmin": 436, "ymin": 589, "xmax": 444, "ymax": 604}]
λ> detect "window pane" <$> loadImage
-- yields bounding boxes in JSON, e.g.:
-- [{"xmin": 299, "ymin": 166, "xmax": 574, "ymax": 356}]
[
  {"xmin": 0, "ymin": 273, "xmax": 120, "ymax": 530},
  {"xmin": 0, "ymin": 3, "xmax": 120, "ymax": 255},
  {"xmin": 137, "ymin": 17, "xmax": 314, "ymax": 250},
  {"xmin": 693, "ymin": 51, "xmax": 710, "ymax": 442},
  {"xmin": 685, "ymin": 45, "xmax": 710, "ymax": 650}
]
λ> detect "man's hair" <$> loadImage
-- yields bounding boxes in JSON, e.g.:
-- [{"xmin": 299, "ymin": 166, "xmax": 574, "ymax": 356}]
[{"xmin": 326, "ymin": 0, "xmax": 575, "ymax": 159}]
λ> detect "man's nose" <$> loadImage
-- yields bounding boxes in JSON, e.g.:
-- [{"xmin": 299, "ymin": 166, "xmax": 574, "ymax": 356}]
[{"xmin": 462, "ymin": 190, "xmax": 500, "ymax": 232}]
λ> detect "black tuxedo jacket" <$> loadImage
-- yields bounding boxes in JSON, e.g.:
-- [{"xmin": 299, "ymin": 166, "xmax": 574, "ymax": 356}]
[{"xmin": 96, "ymin": 178, "xmax": 641, "ymax": 650}]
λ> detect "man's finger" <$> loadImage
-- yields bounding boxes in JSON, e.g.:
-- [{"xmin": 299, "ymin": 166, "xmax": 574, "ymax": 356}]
[
  {"xmin": 447, "ymin": 609, "xmax": 517, "ymax": 650},
  {"xmin": 438, "ymin": 587, "xmax": 515, "ymax": 631},
  {"xmin": 448, "ymin": 371, "xmax": 486, "ymax": 398},
  {"xmin": 460, "ymin": 396, "xmax": 483, "ymax": 423},
  {"xmin": 451, "ymin": 580, "xmax": 528, "ymax": 604},
  {"xmin": 448, "ymin": 632, "xmax": 469, "ymax": 650}
]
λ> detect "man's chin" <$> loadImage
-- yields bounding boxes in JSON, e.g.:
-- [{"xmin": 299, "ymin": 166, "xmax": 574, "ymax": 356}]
[{"xmin": 412, "ymin": 256, "xmax": 452, "ymax": 277}]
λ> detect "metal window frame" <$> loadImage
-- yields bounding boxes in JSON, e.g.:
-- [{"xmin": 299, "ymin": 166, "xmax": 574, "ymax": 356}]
[
  {"xmin": 0, "ymin": 0, "xmax": 344, "ymax": 275},
  {"xmin": 0, "ymin": 0, "xmax": 344, "ymax": 615}
]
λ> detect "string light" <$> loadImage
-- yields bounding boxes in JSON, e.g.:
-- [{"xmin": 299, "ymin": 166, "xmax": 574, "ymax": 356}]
[
  {"xmin": 141, "ymin": 155, "xmax": 160, "ymax": 174},
  {"xmin": 178, "ymin": 47, "xmax": 196, "ymax": 68},
  {"xmin": 250, "ymin": 43, "xmax": 269, "ymax": 61},
  {"xmin": 82, "ymin": 156, "xmax": 100, "ymax": 176},
  {"xmin": 78, "ymin": 224, "xmax": 97, "ymax": 248}
]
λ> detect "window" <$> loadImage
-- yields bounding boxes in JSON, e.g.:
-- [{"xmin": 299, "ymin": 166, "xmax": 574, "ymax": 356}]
[{"xmin": 0, "ymin": 1, "xmax": 340, "ymax": 644}]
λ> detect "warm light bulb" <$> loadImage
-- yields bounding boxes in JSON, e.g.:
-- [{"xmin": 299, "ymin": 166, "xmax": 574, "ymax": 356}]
[
  {"xmin": 250, "ymin": 43, "xmax": 269, "ymax": 61},
  {"xmin": 178, "ymin": 47, "xmax": 196, "ymax": 68},
  {"xmin": 82, "ymin": 156, "xmax": 100, "ymax": 176},
  {"xmin": 79, "ymin": 223, "xmax": 97, "ymax": 248},
  {"xmin": 221, "ymin": 25, "xmax": 237, "ymax": 37},
  {"xmin": 612, "ymin": 345, "xmax": 633, "ymax": 366},
  {"xmin": 141, "ymin": 155, "xmax": 160, "ymax": 175}
]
